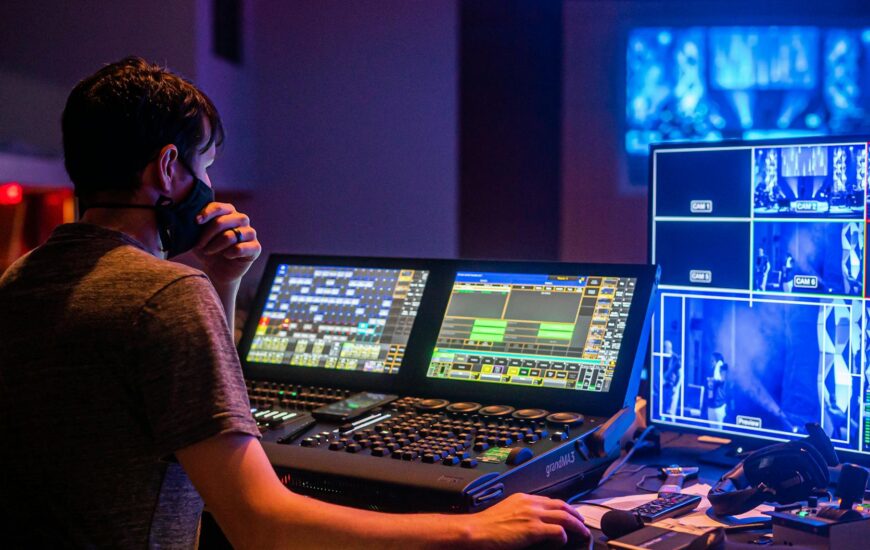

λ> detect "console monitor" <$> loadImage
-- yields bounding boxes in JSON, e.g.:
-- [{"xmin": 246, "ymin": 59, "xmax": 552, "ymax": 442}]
[
  {"xmin": 245, "ymin": 263, "xmax": 428, "ymax": 374},
  {"xmin": 427, "ymin": 272, "xmax": 638, "ymax": 392},
  {"xmin": 649, "ymin": 136, "xmax": 870, "ymax": 458}
]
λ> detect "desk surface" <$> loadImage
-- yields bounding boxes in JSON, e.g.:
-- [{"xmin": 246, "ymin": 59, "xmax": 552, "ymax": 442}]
[{"xmin": 579, "ymin": 431, "xmax": 784, "ymax": 550}]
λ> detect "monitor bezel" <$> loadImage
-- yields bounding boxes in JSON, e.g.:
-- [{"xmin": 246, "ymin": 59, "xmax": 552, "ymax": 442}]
[
  {"xmin": 240, "ymin": 255, "xmax": 659, "ymax": 417},
  {"xmin": 647, "ymin": 134, "xmax": 870, "ymax": 462}
]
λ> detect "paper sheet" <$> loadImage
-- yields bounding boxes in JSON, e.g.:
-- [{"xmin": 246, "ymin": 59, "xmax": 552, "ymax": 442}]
[{"xmin": 574, "ymin": 483, "xmax": 772, "ymax": 530}]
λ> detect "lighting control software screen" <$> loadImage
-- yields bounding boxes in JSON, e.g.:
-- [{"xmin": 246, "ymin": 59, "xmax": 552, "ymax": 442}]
[
  {"xmin": 427, "ymin": 272, "xmax": 637, "ymax": 391},
  {"xmin": 247, "ymin": 264, "xmax": 428, "ymax": 374}
]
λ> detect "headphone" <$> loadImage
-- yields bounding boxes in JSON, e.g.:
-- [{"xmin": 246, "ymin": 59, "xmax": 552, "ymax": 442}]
[{"xmin": 707, "ymin": 423, "xmax": 839, "ymax": 516}]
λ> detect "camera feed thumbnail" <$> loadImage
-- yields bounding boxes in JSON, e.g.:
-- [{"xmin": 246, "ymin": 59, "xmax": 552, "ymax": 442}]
[
  {"xmin": 654, "ymin": 221, "xmax": 750, "ymax": 290},
  {"xmin": 752, "ymin": 221, "xmax": 863, "ymax": 296},
  {"xmin": 651, "ymin": 293, "xmax": 863, "ymax": 449},
  {"xmin": 654, "ymin": 148, "xmax": 753, "ymax": 217},
  {"xmin": 753, "ymin": 144, "xmax": 867, "ymax": 218}
]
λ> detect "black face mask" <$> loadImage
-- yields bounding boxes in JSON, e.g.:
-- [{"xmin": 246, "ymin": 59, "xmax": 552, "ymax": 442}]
[
  {"xmin": 82, "ymin": 176, "xmax": 215, "ymax": 258},
  {"xmin": 152, "ymin": 177, "xmax": 214, "ymax": 257}
]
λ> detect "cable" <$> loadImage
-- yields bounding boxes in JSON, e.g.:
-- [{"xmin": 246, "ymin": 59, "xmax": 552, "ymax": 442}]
[
  {"xmin": 597, "ymin": 426, "xmax": 657, "ymax": 486},
  {"xmin": 566, "ymin": 426, "xmax": 657, "ymax": 504},
  {"xmin": 568, "ymin": 500, "xmax": 620, "ymax": 511},
  {"xmin": 620, "ymin": 464, "xmax": 656, "ymax": 476},
  {"xmin": 635, "ymin": 472, "xmax": 663, "ymax": 493}
]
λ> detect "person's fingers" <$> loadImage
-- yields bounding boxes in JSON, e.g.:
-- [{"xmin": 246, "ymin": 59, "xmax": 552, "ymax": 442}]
[
  {"xmin": 197, "ymin": 202, "xmax": 234, "ymax": 224},
  {"xmin": 531, "ymin": 523, "xmax": 568, "ymax": 546},
  {"xmin": 199, "ymin": 214, "xmax": 252, "ymax": 252},
  {"xmin": 539, "ymin": 510, "xmax": 591, "ymax": 540},
  {"xmin": 548, "ymin": 499, "xmax": 585, "ymax": 522},
  {"xmin": 222, "ymin": 241, "xmax": 261, "ymax": 260}
]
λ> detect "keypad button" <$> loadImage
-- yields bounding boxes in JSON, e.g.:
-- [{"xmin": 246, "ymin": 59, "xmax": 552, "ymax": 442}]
[
  {"xmin": 371, "ymin": 447, "xmax": 389, "ymax": 457},
  {"xmin": 460, "ymin": 457, "xmax": 478, "ymax": 468}
]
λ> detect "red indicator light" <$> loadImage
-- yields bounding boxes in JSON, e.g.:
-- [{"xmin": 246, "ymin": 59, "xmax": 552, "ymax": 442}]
[{"xmin": 0, "ymin": 182, "xmax": 23, "ymax": 205}]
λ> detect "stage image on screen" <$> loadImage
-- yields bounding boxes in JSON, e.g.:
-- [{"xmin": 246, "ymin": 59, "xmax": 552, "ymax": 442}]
[
  {"xmin": 427, "ymin": 272, "xmax": 637, "ymax": 392},
  {"xmin": 650, "ymin": 137, "xmax": 870, "ymax": 456},
  {"xmin": 652, "ymin": 293, "xmax": 862, "ymax": 447},
  {"xmin": 753, "ymin": 144, "xmax": 867, "ymax": 218},
  {"xmin": 752, "ymin": 221, "xmax": 864, "ymax": 297},
  {"xmin": 246, "ymin": 265, "xmax": 428, "ymax": 374}
]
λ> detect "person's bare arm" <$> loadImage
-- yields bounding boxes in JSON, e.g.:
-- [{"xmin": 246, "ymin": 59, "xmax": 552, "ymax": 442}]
[
  {"xmin": 177, "ymin": 433, "xmax": 590, "ymax": 550},
  {"xmin": 192, "ymin": 202, "xmax": 261, "ymax": 332}
]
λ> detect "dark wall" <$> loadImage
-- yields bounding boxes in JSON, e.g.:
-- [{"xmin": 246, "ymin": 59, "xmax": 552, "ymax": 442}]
[
  {"xmin": 248, "ymin": 1, "xmax": 458, "ymax": 270},
  {"xmin": 459, "ymin": 0, "xmax": 562, "ymax": 260}
]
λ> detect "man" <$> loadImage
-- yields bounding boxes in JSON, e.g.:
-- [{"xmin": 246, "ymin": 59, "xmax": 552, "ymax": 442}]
[
  {"xmin": 660, "ymin": 340, "xmax": 681, "ymax": 418},
  {"xmin": 705, "ymin": 353, "xmax": 729, "ymax": 430},
  {"xmin": 781, "ymin": 253, "xmax": 794, "ymax": 293},
  {"xmin": 0, "ymin": 58, "xmax": 589, "ymax": 548},
  {"xmin": 755, "ymin": 247, "xmax": 770, "ymax": 291}
]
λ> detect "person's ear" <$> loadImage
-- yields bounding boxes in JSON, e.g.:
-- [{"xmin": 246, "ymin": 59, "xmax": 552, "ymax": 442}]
[{"xmin": 155, "ymin": 144, "xmax": 180, "ymax": 195}]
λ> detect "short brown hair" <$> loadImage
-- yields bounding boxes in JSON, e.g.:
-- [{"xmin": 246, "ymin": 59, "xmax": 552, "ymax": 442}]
[{"xmin": 62, "ymin": 56, "xmax": 224, "ymax": 198}]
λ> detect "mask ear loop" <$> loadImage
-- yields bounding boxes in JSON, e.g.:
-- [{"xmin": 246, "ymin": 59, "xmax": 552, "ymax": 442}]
[{"xmin": 152, "ymin": 196, "xmax": 176, "ymax": 255}]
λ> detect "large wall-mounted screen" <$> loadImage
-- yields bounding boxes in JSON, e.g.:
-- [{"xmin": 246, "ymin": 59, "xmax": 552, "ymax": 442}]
[{"xmin": 627, "ymin": 26, "xmax": 870, "ymax": 157}]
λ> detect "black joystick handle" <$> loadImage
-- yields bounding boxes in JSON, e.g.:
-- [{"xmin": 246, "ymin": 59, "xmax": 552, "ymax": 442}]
[{"xmin": 837, "ymin": 463, "xmax": 869, "ymax": 511}]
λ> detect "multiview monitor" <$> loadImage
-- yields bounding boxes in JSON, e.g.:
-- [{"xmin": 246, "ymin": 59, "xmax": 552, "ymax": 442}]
[{"xmin": 648, "ymin": 136, "xmax": 870, "ymax": 459}]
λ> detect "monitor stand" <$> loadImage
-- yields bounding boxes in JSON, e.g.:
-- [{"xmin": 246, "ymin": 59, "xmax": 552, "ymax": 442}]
[{"xmin": 697, "ymin": 438, "xmax": 768, "ymax": 467}]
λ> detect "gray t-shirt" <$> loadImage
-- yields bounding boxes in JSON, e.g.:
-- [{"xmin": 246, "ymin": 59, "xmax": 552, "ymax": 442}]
[{"xmin": 0, "ymin": 223, "xmax": 260, "ymax": 548}]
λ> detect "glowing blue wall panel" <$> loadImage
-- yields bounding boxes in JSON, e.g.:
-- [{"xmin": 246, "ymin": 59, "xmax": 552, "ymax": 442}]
[{"xmin": 626, "ymin": 26, "xmax": 870, "ymax": 156}]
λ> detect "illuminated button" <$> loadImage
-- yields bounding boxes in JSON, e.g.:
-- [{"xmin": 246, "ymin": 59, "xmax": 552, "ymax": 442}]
[
  {"xmin": 550, "ymin": 431, "xmax": 568, "ymax": 442},
  {"xmin": 300, "ymin": 438, "xmax": 316, "ymax": 447}
]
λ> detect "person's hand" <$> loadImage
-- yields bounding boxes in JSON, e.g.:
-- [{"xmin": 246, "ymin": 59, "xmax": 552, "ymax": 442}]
[
  {"xmin": 461, "ymin": 493, "xmax": 591, "ymax": 549},
  {"xmin": 193, "ymin": 202, "xmax": 262, "ymax": 285}
]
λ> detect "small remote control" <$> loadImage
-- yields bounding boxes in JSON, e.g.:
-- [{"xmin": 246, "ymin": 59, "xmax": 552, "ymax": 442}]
[{"xmin": 630, "ymin": 492, "xmax": 702, "ymax": 522}]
